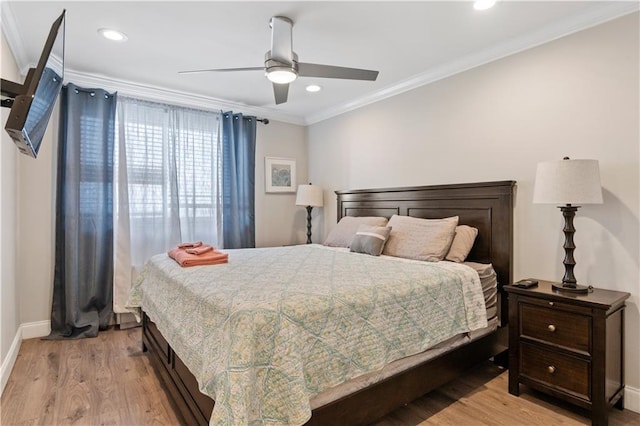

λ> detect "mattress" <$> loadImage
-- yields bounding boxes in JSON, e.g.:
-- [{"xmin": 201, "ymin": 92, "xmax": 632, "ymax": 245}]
[{"xmin": 127, "ymin": 244, "xmax": 490, "ymax": 425}]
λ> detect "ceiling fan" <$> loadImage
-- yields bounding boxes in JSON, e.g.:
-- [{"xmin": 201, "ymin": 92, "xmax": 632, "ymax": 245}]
[{"xmin": 179, "ymin": 16, "xmax": 379, "ymax": 105}]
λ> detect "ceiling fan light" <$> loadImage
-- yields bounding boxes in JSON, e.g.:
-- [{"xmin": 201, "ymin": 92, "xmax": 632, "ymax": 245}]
[{"xmin": 267, "ymin": 68, "xmax": 297, "ymax": 84}]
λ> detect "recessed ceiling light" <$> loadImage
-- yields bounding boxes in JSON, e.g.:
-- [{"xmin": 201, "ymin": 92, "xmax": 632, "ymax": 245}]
[
  {"xmin": 306, "ymin": 84, "xmax": 322, "ymax": 93},
  {"xmin": 474, "ymin": 0, "xmax": 496, "ymax": 11},
  {"xmin": 98, "ymin": 28, "xmax": 128, "ymax": 42}
]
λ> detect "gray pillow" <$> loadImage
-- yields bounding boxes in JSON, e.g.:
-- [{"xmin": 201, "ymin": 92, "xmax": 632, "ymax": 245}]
[
  {"xmin": 382, "ymin": 215, "xmax": 458, "ymax": 261},
  {"xmin": 324, "ymin": 216, "xmax": 389, "ymax": 248},
  {"xmin": 350, "ymin": 225, "xmax": 392, "ymax": 256}
]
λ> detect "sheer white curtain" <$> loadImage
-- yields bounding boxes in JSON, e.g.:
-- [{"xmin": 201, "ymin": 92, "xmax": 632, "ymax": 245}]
[{"xmin": 113, "ymin": 98, "xmax": 222, "ymax": 314}]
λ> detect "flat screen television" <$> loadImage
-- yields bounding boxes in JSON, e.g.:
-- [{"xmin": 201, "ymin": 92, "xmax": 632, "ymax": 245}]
[{"xmin": 1, "ymin": 10, "xmax": 65, "ymax": 158}]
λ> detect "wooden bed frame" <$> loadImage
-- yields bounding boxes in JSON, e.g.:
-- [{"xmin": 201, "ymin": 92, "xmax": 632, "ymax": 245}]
[{"xmin": 142, "ymin": 180, "xmax": 516, "ymax": 425}]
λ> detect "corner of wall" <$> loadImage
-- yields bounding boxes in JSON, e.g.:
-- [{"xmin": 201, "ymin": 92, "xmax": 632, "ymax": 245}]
[
  {"xmin": 0, "ymin": 320, "xmax": 50, "ymax": 396},
  {"xmin": 1, "ymin": 23, "xmax": 22, "ymax": 384},
  {"xmin": 626, "ymin": 385, "xmax": 640, "ymax": 414},
  {"xmin": 0, "ymin": 327, "xmax": 21, "ymax": 396}
]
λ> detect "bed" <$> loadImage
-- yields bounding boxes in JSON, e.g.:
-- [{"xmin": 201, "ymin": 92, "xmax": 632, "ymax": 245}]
[{"xmin": 134, "ymin": 180, "xmax": 515, "ymax": 425}]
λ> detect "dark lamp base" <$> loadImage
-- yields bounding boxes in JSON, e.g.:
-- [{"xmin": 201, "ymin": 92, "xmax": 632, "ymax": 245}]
[{"xmin": 552, "ymin": 282, "xmax": 589, "ymax": 294}]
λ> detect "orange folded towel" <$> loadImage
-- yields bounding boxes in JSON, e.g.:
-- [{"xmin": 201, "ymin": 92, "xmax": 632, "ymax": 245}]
[
  {"xmin": 178, "ymin": 241, "xmax": 202, "ymax": 249},
  {"xmin": 185, "ymin": 244, "xmax": 214, "ymax": 255},
  {"xmin": 168, "ymin": 246, "xmax": 228, "ymax": 267}
]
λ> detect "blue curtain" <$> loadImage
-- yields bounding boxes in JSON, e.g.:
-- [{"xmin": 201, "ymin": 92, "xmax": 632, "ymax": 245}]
[
  {"xmin": 47, "ymin": 84, "xmax": 116, "ymax": 339},
  {"xmin": 222, "ymin": 112, "xmax": 256, "ymax": 248}
]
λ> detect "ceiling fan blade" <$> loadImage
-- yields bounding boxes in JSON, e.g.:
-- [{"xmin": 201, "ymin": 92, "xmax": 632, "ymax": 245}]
[
  {"xmin": 178, "ymin": 67, "xmax": 264, "ymax": 75},
  {"xmin": 298, "ymin": 63, "xmax": 379, "ymax": 81},
  {"xmin": 270, "ymin": 16, "xmax": 293, "ymax": 63},
  {"xmin": 273, "ymin": 83, "xmax": 289, "ymax": 105}
]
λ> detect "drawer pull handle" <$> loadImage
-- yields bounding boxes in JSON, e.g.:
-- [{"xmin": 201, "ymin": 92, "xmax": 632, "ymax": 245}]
[
  {"xmin": 549, "ymin": 301, "xmax": 554, "ymax": 306},
  {"xmin": 548, "ymin": 324, "xmax": 556, "ymax": 332},
  {"xmin": 547, "ymin": 366, "xmax": 556, "ymax": 374}
]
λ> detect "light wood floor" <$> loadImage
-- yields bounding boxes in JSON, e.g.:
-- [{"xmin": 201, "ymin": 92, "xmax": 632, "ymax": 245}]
[{"xmin": 1, "ymin": 327, "xmax": 638, "ymax": 426}]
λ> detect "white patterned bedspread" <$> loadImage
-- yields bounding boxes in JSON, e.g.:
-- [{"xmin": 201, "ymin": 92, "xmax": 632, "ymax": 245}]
[{"xmin": 127, "ymin": 244, "xmax": 487, "ymax": 426}]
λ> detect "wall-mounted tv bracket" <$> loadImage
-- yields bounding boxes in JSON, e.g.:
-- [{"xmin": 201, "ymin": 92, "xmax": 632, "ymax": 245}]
[{"xmin": 1, "ymin": 68, "xmax": 35, "ymax": 108}]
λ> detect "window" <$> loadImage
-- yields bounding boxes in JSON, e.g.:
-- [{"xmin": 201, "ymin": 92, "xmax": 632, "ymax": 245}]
[{"xmin": 113, "ymin": 98, "xmax": 222, "ymax": 313}]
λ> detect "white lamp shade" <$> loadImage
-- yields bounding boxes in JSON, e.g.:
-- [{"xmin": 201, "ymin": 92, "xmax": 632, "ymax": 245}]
[
  {"xmin": 296, "ymin": 184, "xmax": 323, "ymax": 207},
  {"xmin": 533, "ymin": 159, "xmax": 603, "ymax": 205}
]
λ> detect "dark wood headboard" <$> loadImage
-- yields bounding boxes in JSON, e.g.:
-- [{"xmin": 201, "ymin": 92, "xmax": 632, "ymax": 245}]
[{"xmin": 335, "ymin": 180, "xmax": 515, "ymax": 324}]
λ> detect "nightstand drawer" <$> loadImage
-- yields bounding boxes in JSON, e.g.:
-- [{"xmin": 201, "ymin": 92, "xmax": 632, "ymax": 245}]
[
  {"xmin": 521, "ymin": 342, "xmax": 590, "ymax": 400},
  {"xmin": 520, "ymin": 303, "xmax": 590, "ymax": 353}
]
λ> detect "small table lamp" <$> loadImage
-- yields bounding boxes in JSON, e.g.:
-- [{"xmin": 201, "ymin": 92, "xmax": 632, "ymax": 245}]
[
  {"xmin": 296, "ymin": 183, "xmax": 323, "ymax": 244},
  {"xmin": 533, "ymin": 157, "xmax": 603, "ymax": 293}
]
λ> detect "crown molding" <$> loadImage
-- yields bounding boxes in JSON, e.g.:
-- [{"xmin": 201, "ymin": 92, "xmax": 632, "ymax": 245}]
[
  {"xmin": 305, "ymin": 1, "xmax": 640, "ymax": 125},
  {"xmin": 1, "ymin": 2, "xmax": 30, "ymax": 75},
  {"xmin": 64, "ymin": 69, "xmax": 306, "ymax": 125}
]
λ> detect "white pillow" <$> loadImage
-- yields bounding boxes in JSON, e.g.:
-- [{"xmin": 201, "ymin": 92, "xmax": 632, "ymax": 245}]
[
  {"xmin": 324, "ymin": 216, "xmax": 389, "ymax": 248},
  {"xmin": 382, "ymin": 215, "xmax": 458, "ymax": 261},
  {"xmin": 445, "ymin": 225, "xmax": 479, "ymax": 262}
]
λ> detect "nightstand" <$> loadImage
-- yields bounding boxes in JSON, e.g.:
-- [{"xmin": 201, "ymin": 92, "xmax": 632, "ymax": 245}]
[{"xmin": 505, "ymin": 280, "xmax": 630, "ymax": 426}]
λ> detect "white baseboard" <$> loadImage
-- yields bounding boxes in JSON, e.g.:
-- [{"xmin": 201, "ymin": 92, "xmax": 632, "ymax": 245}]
[
  {"xmin": 0, "ymin": 327, "xmax": 21, "ymax": 396},
  {"xmin": 21, "ymin": 320, "xmax": 51, "ymax": 340},
  {"xmin": 0, "ymin": 320, "xmax": 50, "ymax": 396},
  {"xmin": 626, "ymin": 385, "xmax": 640, "ymax": 413}
]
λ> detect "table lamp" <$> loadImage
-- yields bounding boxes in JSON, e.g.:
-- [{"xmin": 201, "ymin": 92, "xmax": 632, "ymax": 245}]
[
  {"xmin": 296, "ymin": 183, "xmax": 323, "ymax": 244},
  {"xmin": 533, "ymin": 157, "xmax": 603, "ymax": 293}
]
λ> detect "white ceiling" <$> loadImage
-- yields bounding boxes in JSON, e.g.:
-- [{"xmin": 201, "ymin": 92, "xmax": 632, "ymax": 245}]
[{"xmin": 1, "ymin": 1, "xmax": 637, "ymax": 125}]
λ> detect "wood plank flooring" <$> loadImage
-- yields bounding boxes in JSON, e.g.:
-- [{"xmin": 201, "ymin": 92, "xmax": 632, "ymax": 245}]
[{"xmin": 1, "ymin": 327, "xmax": 638, "ymax": 425}]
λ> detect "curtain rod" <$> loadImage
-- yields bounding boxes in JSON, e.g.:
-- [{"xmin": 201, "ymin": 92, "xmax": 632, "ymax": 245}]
[{"xmin": 221, "ymin": 111, "xmax": 269, "ymax": 124}]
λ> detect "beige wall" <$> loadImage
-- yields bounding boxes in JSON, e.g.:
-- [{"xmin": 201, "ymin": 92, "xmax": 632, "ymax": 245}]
[
  {"xmin": 15, "ymin": 106, "xmax": 58, "ymax": 325},
  {"xmin": 1, "ymin": 34, "xmax": 20, "ymax": 369},
  {"xmin": 308, "ymin": 13, "xmax": 640, "ymax": 395},
  {"xmin": 1, "ymin": 37, "xmax": 58, "ymax": 342},
  {"xmin": 255, "ymin": 119, "xmax": 309, "ymax": 247}
]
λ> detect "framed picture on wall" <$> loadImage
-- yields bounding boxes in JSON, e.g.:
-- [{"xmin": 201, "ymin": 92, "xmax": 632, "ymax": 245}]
[{"xmin": 265, "ymin": 157, "xmax": 296, "ymax": 193}]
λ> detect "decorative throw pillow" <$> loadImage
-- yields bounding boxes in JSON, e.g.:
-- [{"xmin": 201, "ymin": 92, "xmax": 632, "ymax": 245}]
[
  {"xmin": 382, "ymin": 215, "xmax": 459, "ymax": 261},
  {"xmin": 350, "ymin": 225, "xmax": 392, "ymax": 256},
  {"xmin": 324, "ymin": 216, "xmax": 389, "ymax": 248},
  {"xmin": 445, "ymin": 225, "xmax": 479, "ymax": 262}
]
